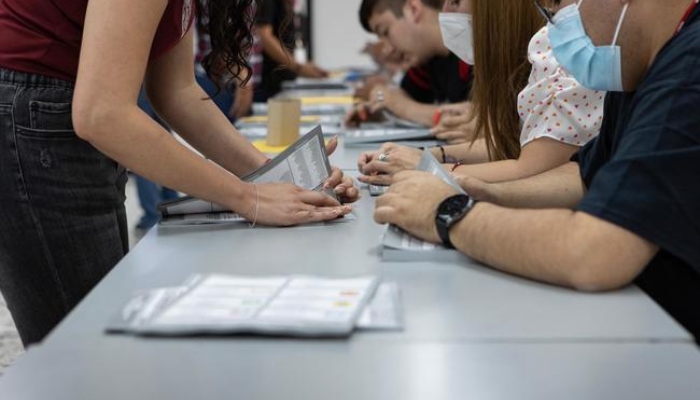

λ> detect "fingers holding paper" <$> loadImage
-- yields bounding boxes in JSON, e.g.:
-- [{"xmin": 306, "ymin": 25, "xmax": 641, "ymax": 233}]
[
  {"xmin": 324, "ymin": 167, "xmax": 360, "ymax": 203},
  {"xmin": 374, "ymin": 171, "xmax": 461, "ymax": 243},
  {"xmin": 431, "ymin": 102, "xmax": 478, "ymax": 144},
  {"xmin": 357, "ymin": 143, "xmax": 423, "ymax": 186},
  {"xmin": 249, "ymin": 183, "xmax": 352, "ymax": 226}
]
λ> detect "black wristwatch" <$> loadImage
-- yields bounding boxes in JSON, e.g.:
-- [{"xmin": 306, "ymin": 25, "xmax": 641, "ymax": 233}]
[{"xmin": 435, "ymin": 194, "xmax": 475, "ymax": 249}]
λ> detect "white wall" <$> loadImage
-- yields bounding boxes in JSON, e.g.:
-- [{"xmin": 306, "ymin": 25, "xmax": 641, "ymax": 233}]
[{"xmin": 311, "ymin": 0, "xmax": 376, "ymax": 69}]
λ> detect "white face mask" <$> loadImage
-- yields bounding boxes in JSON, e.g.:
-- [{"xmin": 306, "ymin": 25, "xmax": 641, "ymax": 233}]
[{"xmin": 439, "ymin": 12, "xmax": 474, "ymax": 65}]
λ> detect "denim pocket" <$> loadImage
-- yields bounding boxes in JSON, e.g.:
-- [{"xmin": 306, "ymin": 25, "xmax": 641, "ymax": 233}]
[
  {"xmin": 26, "ymin": 100, "xmax": 74, "ymax": 137},
  {"xmin": 0, "ymin": 84, "xmax": 16, "ymax": 105},
  {"xmin": 15, "ymin": 126, "xmax": 123, "ymax": 212}
]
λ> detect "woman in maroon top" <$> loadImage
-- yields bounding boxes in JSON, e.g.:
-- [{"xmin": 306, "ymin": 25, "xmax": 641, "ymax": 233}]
[{"xmin": 0, "ymin": 0, "xmax": 358, "ymax": 346}]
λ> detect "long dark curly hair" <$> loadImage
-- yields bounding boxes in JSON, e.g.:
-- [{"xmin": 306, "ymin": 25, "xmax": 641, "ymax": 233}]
[{"xmin": 197, "ymin": 0, "xmax": 292, "ymax": 89}]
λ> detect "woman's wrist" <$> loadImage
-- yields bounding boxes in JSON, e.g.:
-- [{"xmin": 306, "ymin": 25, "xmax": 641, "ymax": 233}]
[
  {"xmin": 239, "ymin": 181, "xmax": 258, "ymax": 217},
  {"xmin": 222, "ymin": 179, "xmax": 257, "ymax": 217},
  {"xmin": 431, "ymin": 145, "xmax": 446, "ymax": 163}
]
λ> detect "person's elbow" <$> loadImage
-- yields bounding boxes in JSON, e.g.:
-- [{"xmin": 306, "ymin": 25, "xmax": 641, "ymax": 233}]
[
  {"xmin": 562, "ymin": 215, "xmax": 658, "ymax": 292},
  {"xmin": 72, "ymin": 96, "xmax": 123, "ymax": 143},
  {"xmin": 566, "ymin": 258, "xmax": 641, "ymax": 292},
  {"xmin": 565, "ymin": 241, "xmax": 655, "ymax": 293},
  {"xmin": 256, "ymin": 26, "xmax": 276, "ymax": 48}
]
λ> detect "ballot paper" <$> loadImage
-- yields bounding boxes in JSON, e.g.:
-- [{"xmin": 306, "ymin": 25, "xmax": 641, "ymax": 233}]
[
  {"xmin": 356, "ymin": 282, "xmax": 403, "ymax": 330},
  {"xmin": 236, "ymin": 115, "xmax": 343, "ymax": 139},
  {"xmin": 368, "ymin": 184, "xmax": 388, "ymax": 196},
  {"xmin": 236, "ymin": 114, "xmax": 343, "ymax": 128},
  {"xmin": 281, "ymin": 77, "xmax": 350, "ymax": 91},
  {"xmin": 252, "ymin": 97, "xmax": 353, "ymax": 116},
  {"xmin": 379, "ymin": 110, "xmax": 428, "ymax": 129},
  {"xmin": 158, "ymin": 126, "xmax": 336, "ymax": 226},
  {"xmin": 107, "ymin": 274, "xmax": 386, "ymax": 337},
  {"xmin": 380, "ymin": 150, "xmax": 469, "ymax": 262},
  {"xmin": 343, "ymin": 128, "xmax": 433, "ymax": 146}
]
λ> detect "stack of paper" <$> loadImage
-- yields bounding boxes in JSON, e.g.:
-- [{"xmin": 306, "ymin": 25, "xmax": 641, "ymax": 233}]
[
  {"xmin": 158, "ymin": 126, "xmax": 335, "ymax": 226},
  {"xmin": 107, "ymin": 274, "xmax": 402, "ymax": 337},
  {"xmin": 380, "ymin": 150, "xmax": 468, "ymax": 262},
  {"xmin": 343, "ymin": 128, "xmax": 434, "ymax": 146}
]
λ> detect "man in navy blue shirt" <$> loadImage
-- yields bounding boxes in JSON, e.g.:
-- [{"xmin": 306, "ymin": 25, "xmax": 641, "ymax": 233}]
[{"xmin": 374, "ymin": 0, "xmax": 700, "ymax": 341}]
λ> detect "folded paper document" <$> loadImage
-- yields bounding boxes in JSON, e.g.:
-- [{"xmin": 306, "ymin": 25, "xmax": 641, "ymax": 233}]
[
  {"xmin": 343, "ymin": 128, "xmax": 434, "ymax": 146},
  {"xmin": 107, "ymin": 274, "xmax": 390, "ymax": 337},
  {"xmin": 380, "ymin": 150, "xmax": 468, "ymax": 261},
  {"xmin": 159, "ymin": 126, "xmax": 335, "ymax": 226},
  {"xmin": 379, "ymin": 110, "xmax": 428, "ymax": 129}
]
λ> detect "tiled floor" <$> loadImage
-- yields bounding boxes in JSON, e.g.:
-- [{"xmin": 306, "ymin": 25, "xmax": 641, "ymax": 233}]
[{"xmin": 0, "ymin": 176, "xmax": 145, "ymax": 374}]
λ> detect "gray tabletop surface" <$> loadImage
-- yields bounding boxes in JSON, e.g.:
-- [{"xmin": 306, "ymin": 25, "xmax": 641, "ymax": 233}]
[
  {"xmin": 1, "ymin": 130, "xmax": 697, "ymax": 397},
  {"xmin": 330, "ymin": 138, "xmax": 441, "ymax": 170},
  {"xmin": 1, "ymin": 341, "xmax": 699, "ymax": 400},
  {"xmin": 38, "ymin": 194, "xmax": 690, "ymax": 345}
]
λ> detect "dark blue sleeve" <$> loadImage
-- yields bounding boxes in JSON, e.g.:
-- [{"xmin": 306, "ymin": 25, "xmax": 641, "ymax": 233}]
[
  {"xmin": 576, "ymin": 50, "xmax": 700, "ymax": 269},
  {"xmin": 571, "ymin": 94, "xmax": 621, "ymax": 188}
]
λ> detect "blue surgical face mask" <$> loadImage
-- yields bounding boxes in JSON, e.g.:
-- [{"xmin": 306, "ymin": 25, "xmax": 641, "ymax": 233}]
[{"xmin": 548, "ymin": 0, "xmax": 629, "ymax": 92}]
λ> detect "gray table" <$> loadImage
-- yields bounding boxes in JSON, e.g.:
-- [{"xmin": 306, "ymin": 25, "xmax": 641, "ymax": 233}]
[
  {"xmin": 330, "ymin": 138, "xmax": 441, "ymax": 170},
  {"xmin": 1, "ymin": 342, "xmax": 699, "ymax": 400},
  {"xmin": 0, "ymin": 175, "xmax": 697, "ymax": 398},
  {"xmin": 39, "ymin": 194, "xmax": 690, "ymax": 343}
]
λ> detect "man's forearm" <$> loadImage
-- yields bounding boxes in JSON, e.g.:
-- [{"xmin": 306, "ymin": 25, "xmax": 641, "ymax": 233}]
[
  {"xmin": 389, "ymin": 91, "xmax": 437, "ymax": 126},
  {"xmin": 449, "ymin": 203, "xmax": 655, "ymax": 291},
  {"xmin": 452, "ymin": 204, "xmax": 583, "ymax": 288},
  {"xmin": 490, "ymin": 162, "xmax": 585, "ymax": 209}
]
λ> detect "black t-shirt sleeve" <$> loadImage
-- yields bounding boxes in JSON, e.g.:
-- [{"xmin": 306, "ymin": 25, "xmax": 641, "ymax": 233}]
[
  {"xmin": 576, "ymin": 53, "xmax": 700, "ymax": 269},
  {"xmin": 400, "ymin": 67, "xmax": 435, "ymax": 104},
  {"xmin": 255, "ymin": 0, "xmax": 275, "ymax": 26},
  {"xmin": 571, "ymin": 95, "xmax": 617, "ymax": 187}
]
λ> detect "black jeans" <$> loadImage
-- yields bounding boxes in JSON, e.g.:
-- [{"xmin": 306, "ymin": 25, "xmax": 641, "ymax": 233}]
[{"xmin": 0, "ymin": 69, "xmax": 129, "ymax": 346}]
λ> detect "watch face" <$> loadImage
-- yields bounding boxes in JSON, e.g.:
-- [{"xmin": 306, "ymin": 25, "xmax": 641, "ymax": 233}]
[{"xmin": 437, "ymin": 194, "xmax": 472, "ymax": 226}]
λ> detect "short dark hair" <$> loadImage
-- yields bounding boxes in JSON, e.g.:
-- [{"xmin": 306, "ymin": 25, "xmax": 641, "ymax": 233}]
[{"xmin": 359, "ymin": 0, "xmax": 444, "ymax": 32}]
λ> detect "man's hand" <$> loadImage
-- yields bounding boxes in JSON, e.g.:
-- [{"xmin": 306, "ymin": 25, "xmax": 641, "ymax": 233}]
[
  {"xmin": 455, "ymin": 175, "xmax": 497, "ymax": 203},
  {"xmin": 344, "ymin": 102, "xmax": 384, "ymax": 127},
  {"xmin": 374, "ymin": 171, "xmax": 461, "ymax": 243},
  {"xmin": 367, "ymin": 85, "xmax": 397, "ymax": 114}
]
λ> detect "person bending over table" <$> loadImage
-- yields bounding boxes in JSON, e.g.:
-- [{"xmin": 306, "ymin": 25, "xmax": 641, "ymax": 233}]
[
  {"xmin": 374, "ymin": 0, "xmax": 700, "ymax": 342},
  {"xmin": 358, "ymin": 0, "xmax": 605, "ymax": 185},
  {"xmin": 346, "ymin": 0, "xmax": 474, "ymax": 131},
  {"xmin": 0, "ymin": 0, "xmax": 358, "ymax": 346},
  {"xmin": 254, "ymin": 0, "xmax": 328, "ymax": 102}
]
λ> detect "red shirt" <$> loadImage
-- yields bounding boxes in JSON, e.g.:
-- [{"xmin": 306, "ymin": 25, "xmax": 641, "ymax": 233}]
[{"xmin": 0, "ymin": 0, "xmax": 195, "ymax": 82}]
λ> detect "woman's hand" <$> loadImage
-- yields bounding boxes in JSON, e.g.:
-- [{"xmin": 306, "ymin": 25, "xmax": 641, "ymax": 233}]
[
  {"xmin": 344, "ymin": 102, "xmax": 382, "ymax": 127},
  {"xmin": 243, "ymin": 182, "xmax": 352, "ymax": 227},
  {"xmin": 296, "ymin": 62, "xmax": 329, "ymax": 79},
  {"xmin": 325, "ymin": 167, "xmax": 360, "ymax": 203},
  {"xmin": 357, "ymin": 143, "xmax": 423, "ymax": 186},
  {"xmin": 431, "ymin": 103, "xmax": 478, "ymax": 144},
  {"xmin": 229, "ymin": 85, "xmax": 253, "ymax": 121},
  {"xmin": 324, "ymin": 136, "xmax": 360, "ymax": 203}
]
